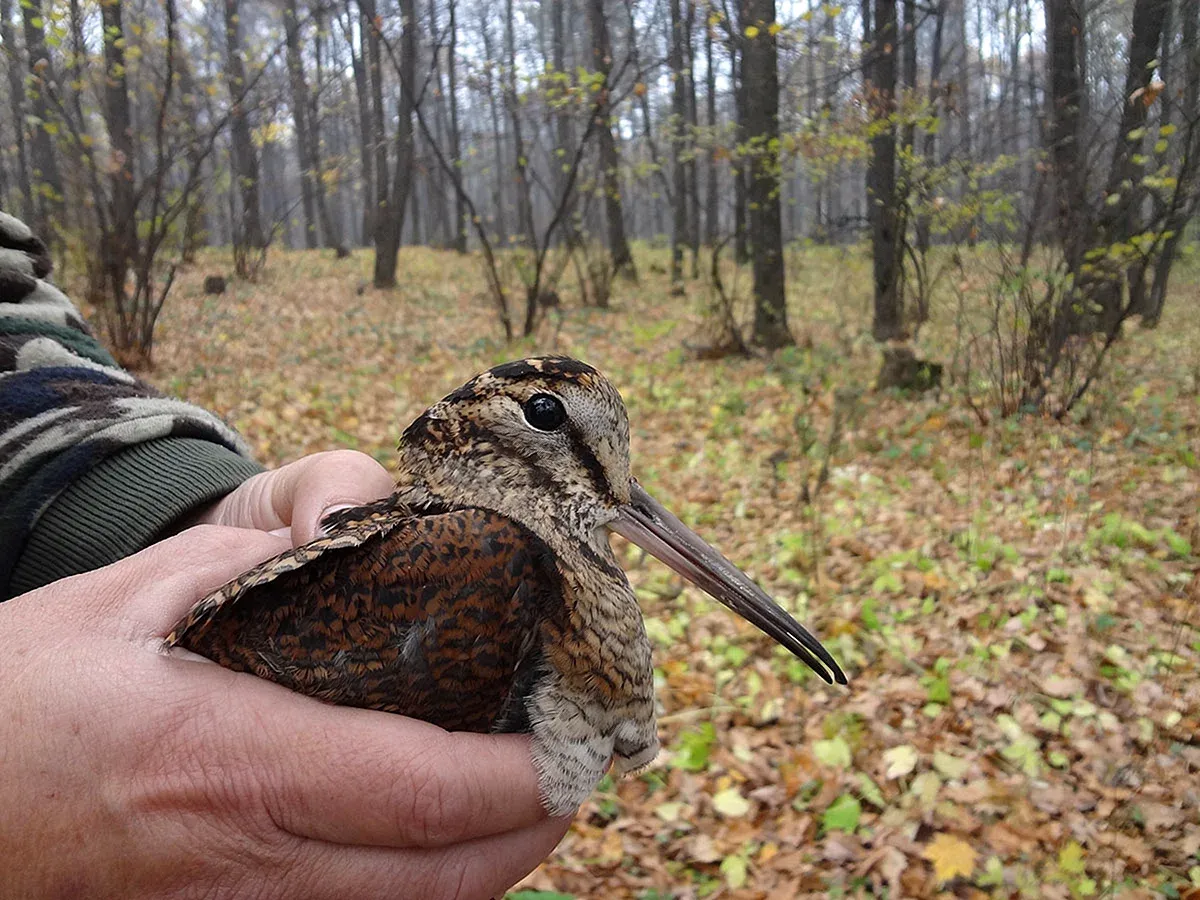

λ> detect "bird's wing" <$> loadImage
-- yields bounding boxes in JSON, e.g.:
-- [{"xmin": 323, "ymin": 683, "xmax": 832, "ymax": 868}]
[
  {"xmin": 165, "ymin": 503, "xmax": 559, "ymax": 733},
  {"xmin": 164, "ymin": 496, "xmax": 412, "ymax": 645}
]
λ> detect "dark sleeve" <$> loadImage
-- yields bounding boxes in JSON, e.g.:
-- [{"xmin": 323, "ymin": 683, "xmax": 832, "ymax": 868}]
[{"xmin": 0, "ymin": 212, "xmax": 264, "ymax": 599}]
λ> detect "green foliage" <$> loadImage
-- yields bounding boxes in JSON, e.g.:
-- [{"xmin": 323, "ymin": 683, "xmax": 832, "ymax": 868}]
[
  {"xmin": 672, "ymin": 724, "xmax": 717, "ymax": 772},
  {"xmin": 1086, "ymin": 514, "xmax": 1192, "ymax": 558},
  {"xmin": 821, "ymin": 794, "xmax": 862, "ymax": 834}
]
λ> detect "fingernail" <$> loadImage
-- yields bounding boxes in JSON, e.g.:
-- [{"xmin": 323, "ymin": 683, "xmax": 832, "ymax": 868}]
[{"xmin": 316, "ymin": 503, "xmax": 357, "ymax": 537}]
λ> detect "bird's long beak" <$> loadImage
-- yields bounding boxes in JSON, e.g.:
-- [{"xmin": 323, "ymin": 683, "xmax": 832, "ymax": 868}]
[{"xmin": 609, "ymin": 481, "xmax": 847, "ymax": 685}]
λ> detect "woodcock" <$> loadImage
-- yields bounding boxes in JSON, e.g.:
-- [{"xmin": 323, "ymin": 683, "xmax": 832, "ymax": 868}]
[{"xmin": 167, "ymin": 357, "xmax": 846, "ymax": 815}]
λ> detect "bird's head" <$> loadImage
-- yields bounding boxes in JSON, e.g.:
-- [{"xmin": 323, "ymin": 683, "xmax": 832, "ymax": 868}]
[{"xmin": 396, "ymin": 356, "xmax": 846, "ymax": 685}]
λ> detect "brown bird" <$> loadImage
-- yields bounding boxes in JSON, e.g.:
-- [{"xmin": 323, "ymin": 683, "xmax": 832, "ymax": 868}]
[{"xmin": 167, "ymin": 357, "xmax": 845, "ymax": 815}]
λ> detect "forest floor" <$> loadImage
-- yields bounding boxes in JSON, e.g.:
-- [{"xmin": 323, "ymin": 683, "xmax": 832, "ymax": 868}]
[{"xmin": 139, "ymin": 243, "xmax": 1198, "ymax": 899}]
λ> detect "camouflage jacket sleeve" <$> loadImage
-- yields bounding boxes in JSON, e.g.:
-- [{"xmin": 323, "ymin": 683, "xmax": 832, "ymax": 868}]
[{"xmin": 0, "ymin": 211, "xmax": 263, "ymax": 600}]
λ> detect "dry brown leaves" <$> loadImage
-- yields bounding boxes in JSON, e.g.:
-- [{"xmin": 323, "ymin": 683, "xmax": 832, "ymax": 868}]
[{"xmin": 144, "ymin": 245, "xmax": 1200, "ymax": 899}]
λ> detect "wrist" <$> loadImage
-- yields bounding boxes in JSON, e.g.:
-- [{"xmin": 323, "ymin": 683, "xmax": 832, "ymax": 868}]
[{"xmin": 6, "ymin": 438, "xmax": 263, "ymax": 598}]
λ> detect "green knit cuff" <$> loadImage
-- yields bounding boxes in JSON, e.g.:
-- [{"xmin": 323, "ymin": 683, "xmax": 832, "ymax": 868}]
[{"xmin": 8, "ymin": 437, "xmax": 264, "ymax": 597}]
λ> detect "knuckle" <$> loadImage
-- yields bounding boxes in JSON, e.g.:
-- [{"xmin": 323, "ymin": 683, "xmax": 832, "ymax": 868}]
[
  {"xmin": 336, "ymin": 451, "xmax": 392, "ymax": 486},
  {"xmin": 321, "ymin": 448, "xmax": 387, "ymax": 477}
]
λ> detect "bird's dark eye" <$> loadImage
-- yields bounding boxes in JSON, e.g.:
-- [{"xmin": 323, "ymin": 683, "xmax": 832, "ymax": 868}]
[{"xmin": 523, "ymin": 393, "xmax": 567, "ymax": 431}]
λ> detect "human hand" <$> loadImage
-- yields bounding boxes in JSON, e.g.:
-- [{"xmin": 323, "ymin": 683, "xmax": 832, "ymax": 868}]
[
  {"xmin": 189, "ymin": 448, "xmax": 395, "ymax": 544},
  {"xmin": 0, "ymin": 526, "xmax": 571, "ymax": 899}
]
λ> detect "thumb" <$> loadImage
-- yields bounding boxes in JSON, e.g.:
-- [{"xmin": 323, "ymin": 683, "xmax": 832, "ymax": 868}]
[{"xmin": 58, "ymin": 525, "xmax": 290, "ymax": 638}]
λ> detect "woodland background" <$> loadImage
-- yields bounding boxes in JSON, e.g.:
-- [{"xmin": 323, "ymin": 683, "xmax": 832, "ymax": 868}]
[{"xmin": 2, "ymin": 0, "xmax": 1199, "ymax": 895}]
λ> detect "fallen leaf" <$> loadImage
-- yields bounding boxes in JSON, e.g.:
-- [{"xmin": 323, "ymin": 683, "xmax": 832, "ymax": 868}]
[
  {"xmin": 720, "ymin": 854, "xmax": 748, "ymax": 888},
  {"xmin": 822, "ymin": 794, "xmax": 862, "ymax": 834},
  {"xmin": 654, "ymin": 801, "xmax": 684, "ymax": 822},
  {"xmin": 1058, "ymin": 841, "xmax": 1085, "ymax": 874},
  {"xmin": 1043, "ymin": 674, "xmax": 1083, "ymax": 698},
  {"xmin": 711, "ymin": 787, "xmax": 752, "ymax": 818},
  {"xmin": 922, "ymin": 832, "xmax": 977, "ymax": 884},
  {"xmin": 883, "ymin": 744, "xmax": 919, "ymax": 779},
  {"xmin": 689, "ymin": 834, "xmax": 722, "ymax": 863},
  {"xmin": 813, "ymin": 736, "xmax": 852, "ymax": 769},
  {"xmin": 933, "ymin": 751, "xmax": 970, "ymax": 780}
]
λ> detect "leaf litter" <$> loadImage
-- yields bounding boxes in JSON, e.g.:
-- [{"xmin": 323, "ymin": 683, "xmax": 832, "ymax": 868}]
[{"xmin": 144, "ymin": 246, "xmax": 1200, "ymax": 899}]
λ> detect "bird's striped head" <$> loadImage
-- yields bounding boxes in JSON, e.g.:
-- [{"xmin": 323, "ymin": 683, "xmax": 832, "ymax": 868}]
[{"xmin": 397, "ymin": 357, "xmax": 633, "ymax": 547}]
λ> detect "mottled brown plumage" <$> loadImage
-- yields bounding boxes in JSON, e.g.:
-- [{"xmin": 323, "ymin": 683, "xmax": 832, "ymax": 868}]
[
  {"xmin": 172, "ymin": 502, "xmax": 557, "ymax": 733},
  {"xmin": 167, "ymin": 356, "xmax": 845, "ymax": 814}
]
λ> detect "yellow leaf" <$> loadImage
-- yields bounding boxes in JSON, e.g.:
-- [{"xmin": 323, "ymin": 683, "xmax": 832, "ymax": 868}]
[
  {"xmin": 923, "ymin": 833, "xmax": 977, "ymax": 884},
  {"xmin": 1059, "ymin": 840, "xmax": 1086, "ymax": 875},
  {"xmin": 769, "ymin": 21, "xmax": 783, "ymax": 34},
  {"xmin": 883, "ymin": 744, "xmax": 918, "ymax": 779},
  {"xmin": 655, "ymin": 801, "xmax": 684, "ymax": 822},
  {"xmin": 744, "ymin": 24, "xmax": 759, "ymax": 38},
  {"xmin": 720, "ymin": 854, "xmax": 748, "ymax": 888},
  {"xmin": 932, "ymin": 751, "xmax": 969, "ymax": 780},
  {"xmin": 711, "ymin": 786, "xmax": 752, "ymax": 817}
]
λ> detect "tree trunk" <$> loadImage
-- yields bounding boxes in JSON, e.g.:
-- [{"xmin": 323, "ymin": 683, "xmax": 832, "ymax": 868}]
[
  {"xmin": 1006, "ymin": 0, "xmax": 1023, "ymax": 161},
  {"xmin": 551, "ymin": 0, "xmax": 576, "ymax": 242},
  {"xmin": 224, "ymin": 0, "xmax": 266, "ymax": 252},
  {"xmin": 1145, "ymin": 0, "xmax": 1199, "ymax": 324},
  {"xmin": 345, "ymin": 1, "xmax": 375, "ymax": 245},
  {"xmin": 285, "ymin": 0, "xmax": 319, "ymax": 249},
  {"xmin": 427, "ymin": 0, "xmax": 452, "ymax": 247},
  {"xmin": 99, "ymin": 0, "xmax": 136, "ymax": 316},
  {"xmin": 309, "ymin": 8, "xmax": 340, "ymax": 249},
  {"xmin": 669, "ymin": 0, "xmax": 688, "ymax": 290},
  {"xmin": 1042, "ymin": 0, "xmax": 1097, "ymax": 358},
  {"xmin": 731, "ymin": 24, "xmax": 749, "ymax": 263},
  {"xmin": 949, "ymin": 0, "xmax": 972, "ymax": 243},
  {"xmin": 1098, "ymin": 0, "xmax": 1170, "ymax": 321},
  {"xmin": 480, "ymin": 14, "xmax": 509, "ymax": 245},
  {"xmin": 867, "ymin": 0, "xmax": 902, "ymax": 342},
  {"xmin": 704, "ymin": 5, "xmax": 719, "ymax": 246},
  {"xmin": 362, "ymin": 0, "xmax": 390, "ymax": 254},
  {"xmin": 20, "ymin": 0, "xmax": 64, "ymax": 244},
  {"xmin": 1045, "ymin": 0, "xmax": 1088, "ymax": 278},
  {"xmin": 1, "ymin": 0, "xmax": 33, "ymax": 221},
  {"xmin": 175, "ymin": 47, "xmax": 208, "ymax": 263},
  {"xmin": 373, "ymin": 0, "xmax": 418, "ymax": 287},
  {"xmin": 821, "ymin": 7, "xmax": 839, "ymax": 239},
  {"xmin": 804, "ymin": 0, "xmax": 818, "ymax": 240},
  {"xmin": 901, "ymin": 0, "xmax": 917, "ymax": 157},
  {"xmin": 975, "ymin": 0, "xmax": 990, "ymax": 162},
  {"xmin": 742, "ymin": 0, "xmax": 791, "ymax": 348},
  {"xmin": 589, "ymin": 0, "xmax": 636, "ymax": 278},
  {"xmin": 504, "ymin": 0, "xmax": 535, "ymax": 245},
  {"xmin": 409, "ymin": 164, "xmax": 423, "ymax": 245},
  {"xmin": 685, "ymin": 0, "xmax": 700, "ymax": 276},
  {"xmin": 448, "ymin": 0, "xmax": 467, "ymax": 252},
  {"xmin": 915, "ymin": 0, "xmax": 945, "ymax": 254},
  {"xmin": 65, "ymin": 0, "xmax": 97, "ymax": 240}
]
